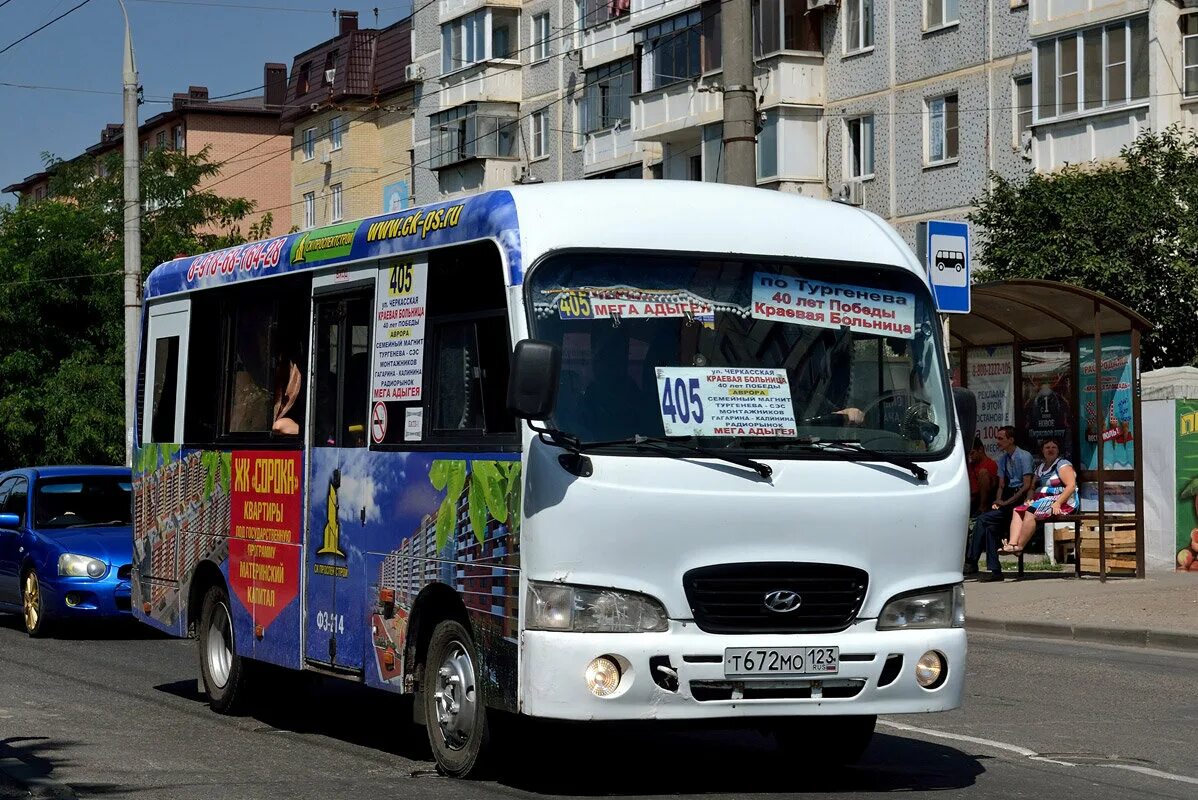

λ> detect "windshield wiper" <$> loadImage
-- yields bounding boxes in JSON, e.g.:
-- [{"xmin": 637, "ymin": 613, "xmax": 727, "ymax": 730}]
[
  {"xmin": 801, "ymin": 439, "xmax": 928, "ymax": 481},
  {"xmin": 538, "ymin": 429, "xmax": 771, "ymax": 480}
]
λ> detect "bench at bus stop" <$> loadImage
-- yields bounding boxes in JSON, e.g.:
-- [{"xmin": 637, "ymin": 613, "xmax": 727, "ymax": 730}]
[{"xmin": 1009, "ymin": 513, "xmax": 1137, "ymax": 579}]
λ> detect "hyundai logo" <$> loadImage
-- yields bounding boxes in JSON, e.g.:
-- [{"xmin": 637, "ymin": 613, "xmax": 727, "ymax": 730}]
[{"xmin": 763, "ymin": 590, "xmax": 802, "ymax": 613}]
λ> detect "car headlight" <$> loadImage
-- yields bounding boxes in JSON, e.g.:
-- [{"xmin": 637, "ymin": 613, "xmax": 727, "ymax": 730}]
[
  {"xmin": 526, "ymin": 581, "xmax": 669, "ymax": 633},
  {"xmin": 877, "ymin": 584, "xmax": 965, "ymax": 630},
  {"xmin": 58, "ymin": 554, "xmax": 107, "ymax": 579}
]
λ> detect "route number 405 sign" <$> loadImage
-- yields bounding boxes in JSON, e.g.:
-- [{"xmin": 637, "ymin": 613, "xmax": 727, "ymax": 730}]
[{"xmin": 655, "ymin": 367, "xmax": 798, "ymax": 438}]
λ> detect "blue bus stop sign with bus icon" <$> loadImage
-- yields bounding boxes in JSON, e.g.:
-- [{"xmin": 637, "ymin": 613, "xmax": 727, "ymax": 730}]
[{"xmin": 925, "ymin": 220, "xmax": 970, "ymax": 314}]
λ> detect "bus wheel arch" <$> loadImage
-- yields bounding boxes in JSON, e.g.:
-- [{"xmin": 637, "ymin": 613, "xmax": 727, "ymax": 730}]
[
  {"xmin": 186, "ymin": 560, "xmax": 225, "ymax": 638},
  {"xmin": 406, "ymin": 582, "xmax": 472, "ymax": 701}
]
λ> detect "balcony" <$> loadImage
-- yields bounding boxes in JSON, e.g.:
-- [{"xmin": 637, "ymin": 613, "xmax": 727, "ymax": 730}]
[
  {"xmin": 583, "ymin": 124, "xmax": 641, "ymax": 174},
  {"xmin": 632, "ymin": 54, "xmax": 823, "ymax": 143},
  {"xmin": 439, "ymin": 0, "xmax": 520, "ymax": 23},
  {"xmin": 439, "ymin": 60, "xmax": 522, "ymax": 107},
  {"xmin": 581, "ymin": 13, "xmax": 635, "ymax": 70},
  {"xmin": 629, "ymin": 0, "xmax": 698, "ymax": 30}
]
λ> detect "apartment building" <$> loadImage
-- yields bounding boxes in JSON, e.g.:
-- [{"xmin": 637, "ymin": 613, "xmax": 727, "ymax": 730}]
[
  {"xmin": 4, "ymin": 66, "xmax": 292, "ymax": 236},
  {"xmin": 283, "ymin": 11, "xmax": 416, "ymax": 230},
  {"xmin": 411, "ymin": 0, "xmax": 587, "ymax": 202}
]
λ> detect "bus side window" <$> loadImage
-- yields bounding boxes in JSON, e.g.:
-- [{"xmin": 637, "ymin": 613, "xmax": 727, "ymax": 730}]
[{"xmin": 424, "ymin": 242, "xmax": 516, "ymax": 443}]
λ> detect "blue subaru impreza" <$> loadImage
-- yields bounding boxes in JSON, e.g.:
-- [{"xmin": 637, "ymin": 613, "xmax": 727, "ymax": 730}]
[{"xmin": 0, "ymin": 466, "xmax": 133, "ymax": 636}]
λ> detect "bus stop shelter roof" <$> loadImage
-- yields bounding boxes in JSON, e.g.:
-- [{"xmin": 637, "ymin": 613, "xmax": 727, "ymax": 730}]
[{"xmin": 948, "ymin": 279, "xmax": 1151, "ymax": 348}]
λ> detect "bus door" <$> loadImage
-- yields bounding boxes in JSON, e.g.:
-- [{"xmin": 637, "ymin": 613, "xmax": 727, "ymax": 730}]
[{"xmin": 305, "ymin": 279, "xmax": 373, "ymax": 671}]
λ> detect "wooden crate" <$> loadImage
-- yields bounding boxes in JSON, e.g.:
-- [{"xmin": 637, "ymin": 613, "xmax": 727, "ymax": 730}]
[
  {"xmin": 1072, "ymin": 518, "xmax": 1139, "ymax": 573},
  {"xmin": 1080, "ymin": 557, "xmax": 1136, "ymax": 573}
]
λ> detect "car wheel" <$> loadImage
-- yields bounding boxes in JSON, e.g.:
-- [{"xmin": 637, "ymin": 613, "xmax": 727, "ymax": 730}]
[
  {"xmin": 422, "ymin": 619, "xmax": 491, "ymax": 778},
  {"xmin": 770, "ymin": 714, "xmax": 876, "ymax": 765},
  {"xmin": 198, "ymin": 583, "xmax": 252, "ymax": 714},
  {"xmin": 22, "ymin": 568, "xmax": 49, "ymax": 637}
]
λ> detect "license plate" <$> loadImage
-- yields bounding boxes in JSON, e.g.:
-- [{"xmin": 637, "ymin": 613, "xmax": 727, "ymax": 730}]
[{"xmin": 723, "ymin": 647, "xmax": 839, "ymax": 678}]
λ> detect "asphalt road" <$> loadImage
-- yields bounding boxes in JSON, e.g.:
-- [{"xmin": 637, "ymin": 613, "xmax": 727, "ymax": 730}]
[{"xmin": 1, "ymin": 614, "xmax": 1195, "ymax": 799}]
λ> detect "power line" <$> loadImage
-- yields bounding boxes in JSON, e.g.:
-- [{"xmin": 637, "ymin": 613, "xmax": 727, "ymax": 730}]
[
  {"xmin": 0, "ymin": 80, "xmax": 171, "ymax": 102},
  {"xmin": 0, "ymin": 0, "xmax": 20, "ymax": 10},
  {"xmin": 129, "ymin": 0, "xmax": 329, "ymax": 13},
  {"xmin": 0, "ymin": 270, "xmax": 123, "ymax": 289},
  {"xmin": 0, "ymin": 0, "xmax": 95, "ymax": 57}
]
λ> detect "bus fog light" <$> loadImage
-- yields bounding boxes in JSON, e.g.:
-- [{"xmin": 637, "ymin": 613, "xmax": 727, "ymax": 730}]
[
  {"xmin": 915, "ymin": 651, "xmax": 945, "ymax": 688},
  {"xmin": 585, "ymin": 656, "xmax": 622, "ymax": 697}
]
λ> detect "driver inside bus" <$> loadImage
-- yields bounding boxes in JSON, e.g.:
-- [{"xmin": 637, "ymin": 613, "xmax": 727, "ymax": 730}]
[{"xmin": 792, "ymin": 327, "xmax": 864, "ymax": 427}]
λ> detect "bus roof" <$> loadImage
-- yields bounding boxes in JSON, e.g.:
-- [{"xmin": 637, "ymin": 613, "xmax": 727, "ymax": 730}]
[{"xmin": 143, "ymin": 181, "xmax": 922, "ymax": 301}]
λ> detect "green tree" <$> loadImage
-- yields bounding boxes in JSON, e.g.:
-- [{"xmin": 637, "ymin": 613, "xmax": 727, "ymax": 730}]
[
  {"xmin": 969, "ymin": 125, "xmax": 1198, "ymax": 369},
  {"xmin": 0, "ymin": 146, "xmax": 261, "ymax": 468}
]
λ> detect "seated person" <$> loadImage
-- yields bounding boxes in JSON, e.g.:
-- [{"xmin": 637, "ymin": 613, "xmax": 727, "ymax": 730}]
[
  {"xmin": 968, "ymin": 437, "xmax": 998, "ymax": 517},
  {"xmin": 1000, "ymin": 437, "xmax": 1078, "ymax": 554},
  {"xmin": 272, "ymin": 346, "xmax": 304, "ymax": 436}
]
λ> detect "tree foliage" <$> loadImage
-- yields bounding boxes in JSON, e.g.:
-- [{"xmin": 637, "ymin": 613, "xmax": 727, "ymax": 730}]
[
  {"xmin": 969, "ymin": 126, "xmax": 1198, "ymax": 370},
  {"xmin": 0, "ymin": 146, "xmax": 263, "ymax": 469}
]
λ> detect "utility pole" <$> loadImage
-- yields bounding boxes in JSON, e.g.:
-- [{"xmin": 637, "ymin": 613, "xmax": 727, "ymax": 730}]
[
  {"xmin": 720, "ymin": 0, "xmax": 756, "ymax": 186},
  {"xmin": 118, "ymin": 0, "xmax": 141, "ymax": 467}
]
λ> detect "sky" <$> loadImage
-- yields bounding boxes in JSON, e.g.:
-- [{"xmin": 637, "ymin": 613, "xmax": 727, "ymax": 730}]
[{"xmin": 0, "ymin": 0, "xmax": 413, "ymax": 201}]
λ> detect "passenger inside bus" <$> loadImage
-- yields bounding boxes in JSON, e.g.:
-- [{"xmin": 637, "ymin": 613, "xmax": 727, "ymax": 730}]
[{"xmin": 272, "ymin": 344, "xmax": 303, "ymax": 436}]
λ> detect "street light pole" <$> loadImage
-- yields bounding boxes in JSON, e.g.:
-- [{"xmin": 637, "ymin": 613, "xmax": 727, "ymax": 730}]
[{"xmin": 117, "ymin": 0, "xmax": 141, "ymax": 467}]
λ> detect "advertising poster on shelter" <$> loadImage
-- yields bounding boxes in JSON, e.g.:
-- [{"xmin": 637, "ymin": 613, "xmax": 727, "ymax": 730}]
[
  {"xmin": 967, "ymin": 346, "xmax": 1014, "ymax": 458},
  {"xmin": 1078, "ymin": 333, "xmax": 1134, "ymax": 471},
  {"xmin": 228, "ymin": 451, "xmax": 303, "ymax": 629},
  {"xmin": 1021, "ymin": 346, "xmax": 1073, "ymax": 458},
  {"xmin": 1174, "ymin": 401, "xmax": 1198, "ymax": 571}
]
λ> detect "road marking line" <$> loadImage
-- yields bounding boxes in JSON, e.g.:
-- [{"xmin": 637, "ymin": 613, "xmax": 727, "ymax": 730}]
[{"xmin": 878, "ymin": 720, "xmax": 1198, "ymax": 784}]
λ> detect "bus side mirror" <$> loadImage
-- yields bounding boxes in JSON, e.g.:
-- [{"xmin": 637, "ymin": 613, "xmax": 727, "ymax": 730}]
[
  {"xmin": 952, "ymin": 387, "xmax": 977, "ymax": 449},
  {"xmin": 507, "ymin": 339, "xmax": 561, "ymax": 421}
]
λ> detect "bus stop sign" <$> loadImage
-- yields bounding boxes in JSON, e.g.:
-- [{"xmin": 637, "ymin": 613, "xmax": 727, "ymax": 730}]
[{"xmin": 922, "ymin": 220, "xmax": 971, "ymax": 314}]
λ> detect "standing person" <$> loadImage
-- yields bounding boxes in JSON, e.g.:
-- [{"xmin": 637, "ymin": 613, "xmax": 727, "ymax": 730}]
[
  {"xmin": 1000, "ymin": 438, "xmax": 1078, "ymax": 554},
  {"xmin": 965, "ymin": 427, "xmax": 1033, "ymax": 582}
]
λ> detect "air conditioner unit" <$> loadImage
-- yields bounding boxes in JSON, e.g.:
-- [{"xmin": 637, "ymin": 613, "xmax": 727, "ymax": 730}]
[
  {"xmin": 325, "ymin": 68, "xmax": 337, "ymax": 84},
  {"xmin": 831, "ymin": 181, "xmax": 862, "ymax": 206},
  {"xmin": 405, "ymin": 63, "xmax": 426, "ymax": 82},
  {"xmin": 807, "ymin": 0, "xmax": 838, "ymax": 10},
  {"xmin": 320, "ymin": 148, "xmax": 333, "ymax": 165}
]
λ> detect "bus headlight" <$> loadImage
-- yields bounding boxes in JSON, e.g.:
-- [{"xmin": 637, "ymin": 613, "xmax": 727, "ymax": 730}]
[
  {"xmin": 527, "ymin": 581, "xmax": 669, "ymax": 633},
  {"xmin": 877, "ymin": 584, "xmax": 964, "ymax": 630},
  {"xmin": 58, "ymin": 554, "xmax": 107, "ymax": 579}
]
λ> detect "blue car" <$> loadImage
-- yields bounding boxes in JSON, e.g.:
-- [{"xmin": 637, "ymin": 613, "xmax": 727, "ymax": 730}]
[{"xmin": 0, "ymin": 466, "xmax": 133, "ymax": 636}]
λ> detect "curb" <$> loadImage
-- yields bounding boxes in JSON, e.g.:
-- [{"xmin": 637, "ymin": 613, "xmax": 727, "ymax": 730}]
[{"xmin": 967, "ymin": 617, "xmax": 1198, "ymax": 652}]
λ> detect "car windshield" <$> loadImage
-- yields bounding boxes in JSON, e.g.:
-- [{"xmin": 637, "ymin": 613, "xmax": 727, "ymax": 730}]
[
  {"xmin": 35, "ymin": 476, "xmax": 133, "ymax": 529},
  {"xmin": 526, "ymin": 253, "xmax": 953, "ymax": 456}
]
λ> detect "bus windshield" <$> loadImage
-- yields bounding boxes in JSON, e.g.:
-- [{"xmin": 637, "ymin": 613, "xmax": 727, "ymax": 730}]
[{"xmin": 526, "ymin": 253, "xmax": 953, "ymax": 456}]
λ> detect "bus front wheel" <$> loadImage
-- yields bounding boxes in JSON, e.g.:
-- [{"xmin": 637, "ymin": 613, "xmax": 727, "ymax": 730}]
[
  {"xmin": 198, "ymin": 583, "xmax": 252, "ymax": 715},
  {"xmin": 422, "ymin": 619, "xmax": 491, "ymax": 777},
  {"xmin": 769, "ymin": 714, "xmax": 876, "ymax": 765}
]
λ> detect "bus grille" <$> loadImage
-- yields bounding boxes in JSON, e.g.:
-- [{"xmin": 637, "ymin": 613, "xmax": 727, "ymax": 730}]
[{"xmin": 682, "ymin": 563, "xmax": 868, "ymax": 634}]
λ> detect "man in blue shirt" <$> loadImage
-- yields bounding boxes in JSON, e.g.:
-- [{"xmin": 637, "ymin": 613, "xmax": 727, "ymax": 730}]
[{"xmin": 965, "ymin": 426, "xmax": 1033, "ymax": 582}]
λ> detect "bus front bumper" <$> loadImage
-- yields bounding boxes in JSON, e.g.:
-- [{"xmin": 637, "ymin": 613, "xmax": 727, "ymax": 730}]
[{"xmin": 519, "ymin": 621, "xmax": 965, "ymax": 720}]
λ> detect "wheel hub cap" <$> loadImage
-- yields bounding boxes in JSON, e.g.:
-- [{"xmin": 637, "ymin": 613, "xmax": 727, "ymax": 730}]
[
  {"xmin": 23, "ymin": 573, "xmax": 39, "ymax": 631},
  {"xmin": 434, "ymin": 642, "xmax": 477, "ymax": 750},
  {"xmin": 206, "ymin": 602, "xmax": 234, "ymax": 688}
]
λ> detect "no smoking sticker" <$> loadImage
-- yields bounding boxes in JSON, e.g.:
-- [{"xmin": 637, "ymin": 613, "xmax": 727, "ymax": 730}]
[{"xmin": 371, "ymin": 402, "xmax": 388, "ymax": 444}]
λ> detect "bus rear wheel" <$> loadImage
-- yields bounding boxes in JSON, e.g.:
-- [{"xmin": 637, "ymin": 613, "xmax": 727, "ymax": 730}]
[
  {"xmin": 198, "ymin": 583, "xmax": 252, "ymax": 714},
  {"xmin": 769, "ymin": 714, "xmax": 876, "ymax": 765},
  {"xmin": 422, "ymin": 619, "xmax": 491, "ymax": 778}
]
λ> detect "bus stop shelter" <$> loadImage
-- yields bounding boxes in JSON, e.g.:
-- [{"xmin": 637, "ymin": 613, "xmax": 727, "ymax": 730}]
[{"xmin": 948, "ymin": 279, "xmax": 1151, "ymax": 579}]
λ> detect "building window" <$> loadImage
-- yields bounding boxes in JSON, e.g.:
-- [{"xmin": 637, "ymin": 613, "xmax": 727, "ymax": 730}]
[
  {"xmin": 1034, "ymin": 16, "xmax": 1148, "ymax": 122},
  {"xmin": 846, "ymin": 114, "xmax": 874, "ymax": 179},
  {"xmin": 304, "ymin": 192, "xmax": 315, "ymax": 228},
  {"xmin": 753, "ymin": 0, "xmax": 820, "ymax": 56},
  {"xmin": 532, "ymin": 13, "xmax": 551, "ymax": 61},
  {"xmin": 429, "ymin": 103, "xmax": 518, "ymax": 168},
  {"xmin": 298, "ymin": 61, "xmax": 311, "ymax": 94},
  {"xmin": 757, "ymin": 108, "xmax": 779, "ymax": 180},
  {"xmin": 156, "ymin": 131, "xmax": 167, "ymax": 149},
  {"xmin": 845, "ymin": 0, "xmax": 873, "ymax": 52},
  {"xmin": 173, "ymin": 124, "xmax": 184, "ymax": 150},
  {"xmin": 331, "ymin": 116, "xmax": 343, "ymax": 150},
  {"xmin": 926, "ymin": 0, "xmax": 958, "ymax": 30},
  {"xmin": 331, "ymin": 184, "xmax": 343, "ymax": 221},
  {"xmin": 575, "ymin": 0, "xmax": 584, "ymax": 46},
  {"xmin": 1184, "ymin": 16, "xmax": 1198, "ymax": 97},
  {"xmin": 303, "ymin": 127, "xmax": 316, "ymax": 160},
  {"xmin": 582, "ymin": 58, "xmax": 633, "ymax": 133},
  {"xmin": 581, "ymin": 0, "xmax": 630, "ymax": 29},
  {"xmin": 442, "ymin": 9, "xmax": 519, "ymax": 74},
  {"xmin": 1014, "ymin": 76, "xmax": 1032, "ymax": 147},
  {"xmin": 323, "ymin": 49, "xmax": 338, "ymax": 84},
  {"xmin": 927, "ymin": 94, "xmax": 959, "ymax": 164},
  {"xmin": 637, "ymin": 8, "xmax": 721, "ymax": 92},
  {"xmin": 531, "ymin": 111, "xmax": 548, "ymax": 159}
]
